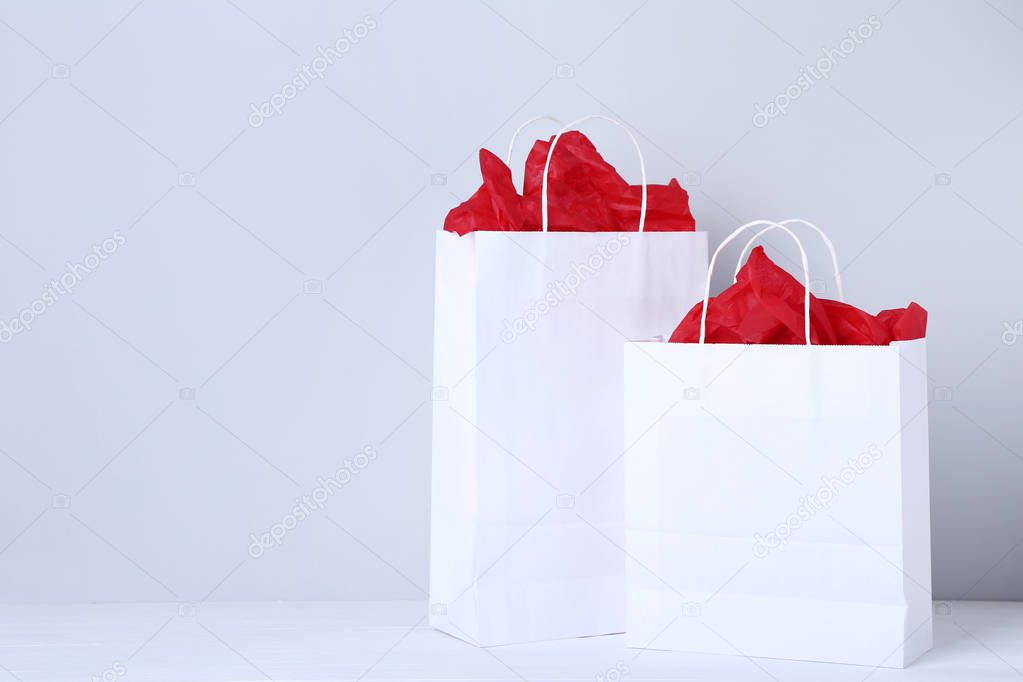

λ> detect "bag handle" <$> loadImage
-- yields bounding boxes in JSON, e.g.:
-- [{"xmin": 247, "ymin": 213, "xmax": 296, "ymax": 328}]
[
  {"xmin": 541, "ymin": 115, "xmax": 648, "ymax": 233},
  {"xmin": 700, "ymin": 220, "xmax": 812, "ymax": 345},
  {"xmin": 733, "ymin": 218, "xmax": 845, "ymax": 301},
  {"xmin": 505, "ymin": 116, "xmax": 564, "ymax": 169}
]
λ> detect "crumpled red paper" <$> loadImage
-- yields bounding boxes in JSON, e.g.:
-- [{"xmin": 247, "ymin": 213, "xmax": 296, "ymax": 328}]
[
  {"xmin": 443, "ymin": 149, "xmax": 525, "ymax": 236},
  {"xmin": 669, "ymin": 246, "xmax": 927, "ymax": 345},
  {"xmin": 443, "ymin": 131, "xmax": 696, "ymax": 234}
]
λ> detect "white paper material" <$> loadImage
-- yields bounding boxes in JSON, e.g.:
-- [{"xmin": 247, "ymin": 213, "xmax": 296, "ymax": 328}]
[
  {"xmin": 624, "ymin": 339, "xmax": 932, "ymax": 667},
  {"xmin": 430, "ymin": 230, "xmax": 707, "ymax": 646}
]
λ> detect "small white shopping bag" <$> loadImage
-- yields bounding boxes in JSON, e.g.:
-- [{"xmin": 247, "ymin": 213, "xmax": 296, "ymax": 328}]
[
  {"xmin": 624, "ymin": 220, "xmax": 932, "ymax": 667},
  {"xmin": 430, "ymin": 116, "xmax": 708, "ymax": 646}
]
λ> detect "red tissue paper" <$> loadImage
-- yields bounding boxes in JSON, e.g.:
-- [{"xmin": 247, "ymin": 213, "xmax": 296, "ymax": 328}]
[
  {"xmin": 669, "ymin": 246, "xmax": 927, "ymax": 346},
  {"xmin": 443, "ymin": 131, "xmax": 696, "ymax": 235}
]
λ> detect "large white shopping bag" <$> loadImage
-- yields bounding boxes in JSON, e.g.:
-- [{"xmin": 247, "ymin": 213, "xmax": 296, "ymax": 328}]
[
  {"xmin": 430, "ymin": 115, "xmax": 708, "ymax": 646},
  {"xmin": 624, "ymin": 220, "xmax": 932, "ymax": 667}
]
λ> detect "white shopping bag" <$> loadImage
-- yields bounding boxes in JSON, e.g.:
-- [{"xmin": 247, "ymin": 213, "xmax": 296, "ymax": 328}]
[
  {"xmin": 624, "ymin": 220, "xmax": 932, "ymax": 668},
  {"xmin": 430, "ymin": 115, "xmax": 708, "ymax": 646}
]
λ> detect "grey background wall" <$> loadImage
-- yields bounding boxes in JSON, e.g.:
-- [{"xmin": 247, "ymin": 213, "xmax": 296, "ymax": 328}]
[{"xmin": 0, "ymin": 0, "xmax": 1020, "ymax": 603}]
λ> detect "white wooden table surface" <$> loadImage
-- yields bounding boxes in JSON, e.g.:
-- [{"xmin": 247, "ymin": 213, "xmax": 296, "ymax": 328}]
[{"xmin": 1, "ymin": 600, "xmax": 1021, "ymax": 681}]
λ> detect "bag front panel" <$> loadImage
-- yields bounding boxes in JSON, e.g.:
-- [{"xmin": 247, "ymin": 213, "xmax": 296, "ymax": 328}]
[
  {"xmin": 431, "ymin": 232, "xmax": 707, "ymax": 644},
  {"xmin": 624, "ymin": 341, "xmax": 931, "ymax": 665}
]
